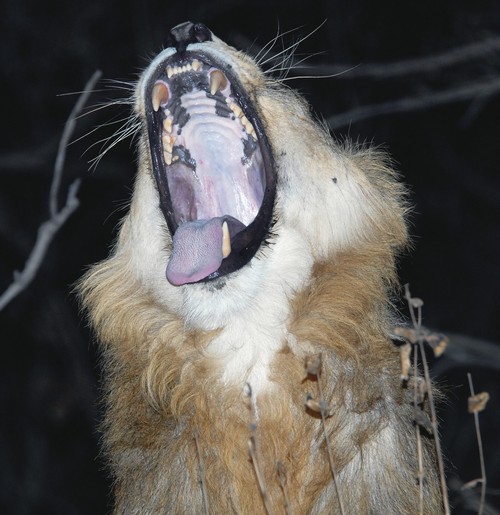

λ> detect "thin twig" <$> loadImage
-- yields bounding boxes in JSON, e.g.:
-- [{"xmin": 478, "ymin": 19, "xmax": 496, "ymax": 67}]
[
  {"xmin": 328, "ymin": 77, "xmax": 500, "ymax": 129},
  {"xmin": 310, "ymin": 355, "xmax": 346, "ymax": 515},
  {"xmin": 419, "ymin": 342, "xmax": 450, "ymax": 515},
  {"xmin": 467, "ymin": 373, "xmax": 487, "ymax": 515},
  {"xmin": 414, "ymin": 345, "xmax": 424, "ymax": 515},
  {"xmin": 246, "ymin": 384, "xmax": 274, "ymax": 515},
  {"xmin": 276, "ymin": 461, "xmax": 292, "ymax": 515},
  {"xmin": 50, "ymin": 70, "xmax": 102, "ymax": 217},
  {"xmin": 194, "ymin": 428, "xmax": 210, "ymax": 515},
  {"xmin": 0, "ymin": 70, "xmax": 101, "ymax": 312},
  {"xmin": 404, "ymin": 285, "xmax": 450, "ymax": 515}
]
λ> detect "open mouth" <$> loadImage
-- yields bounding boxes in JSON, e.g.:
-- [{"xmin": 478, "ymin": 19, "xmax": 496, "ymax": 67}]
[{"xmin": 145, "ymin": 50, "xmax": 276, "ymax": 286}]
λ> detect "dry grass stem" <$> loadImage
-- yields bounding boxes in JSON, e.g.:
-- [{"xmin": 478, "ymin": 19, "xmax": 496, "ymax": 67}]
[
  {"xmin": 404, "ymin": 284, "xmax": 450, "ymax": 515},
  {"xmin": 414, "ymin": 347, "xmax": 424, "ymax": 515},
  {"xmin": 306, "ymin": 354, "xmax": 346, "ymax": 515},
  {"xmin": 246, "ymin": 384, "xmax": 274, "ymax": 515},
  {"xmin": 466, "ymin": 373, "xmax": 488, "ymax": 515},
  {"xmin": 193, "ymin": 428, "xmax": 210, "ymax": 515},
  {"xmin": 276, "ymin": 461, "xmax": 292, "ymax": 515}
]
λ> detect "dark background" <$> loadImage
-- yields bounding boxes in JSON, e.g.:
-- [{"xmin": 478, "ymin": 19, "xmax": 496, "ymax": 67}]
[{"xmin": 1, "ymin": 0, "xmax": 499, "ymax": 513}]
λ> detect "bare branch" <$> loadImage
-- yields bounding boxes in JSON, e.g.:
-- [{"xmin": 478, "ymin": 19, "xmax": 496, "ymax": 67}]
[
  {"xmin": 50, "ymin": 71, "xmax": 102, "ymax": 217},
  {"xmin": 288, "ymin": 36, "xmax": 500, "ymax": 79},
  {"xmin": 0, "ymin": 70, "xmax": 102, "ymax": 312},
  {"xmin": 328, "ymin": 77, "xmax": 500, "ymax": 129}
]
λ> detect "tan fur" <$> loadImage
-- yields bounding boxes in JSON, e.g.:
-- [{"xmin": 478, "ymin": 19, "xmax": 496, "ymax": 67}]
[{"xmin": 79, "ymin": 30, "xmax": 443, "ymax": 514}]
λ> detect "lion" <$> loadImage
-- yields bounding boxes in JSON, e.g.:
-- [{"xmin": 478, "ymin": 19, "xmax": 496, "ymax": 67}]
[{"xmin": 79, "ymin": 21, "xmax": 443, "ymax": 514}]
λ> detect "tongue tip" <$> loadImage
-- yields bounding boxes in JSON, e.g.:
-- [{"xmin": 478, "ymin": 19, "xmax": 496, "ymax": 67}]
[
  {"xmin": 166, "ymin": 265, "xmax": 220, "ymax": 286},
  {"xmin": 166, "ymin": 218, "xmax": 226, "ymax": 286}
]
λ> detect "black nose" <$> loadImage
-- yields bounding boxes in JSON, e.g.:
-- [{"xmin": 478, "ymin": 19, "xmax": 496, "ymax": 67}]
[{"xmin": 166, "ymin": 22, "xmax": 212, "ymax": 53}]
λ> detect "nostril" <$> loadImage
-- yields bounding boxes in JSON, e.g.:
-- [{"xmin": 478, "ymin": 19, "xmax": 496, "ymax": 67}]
[
  {"xmin": 191, "ymin": 23, "xmax": 212, "ymax": 44},
  {"xmin": 167, "ymin": 21, "xmax": 212, "ymax": 53}
]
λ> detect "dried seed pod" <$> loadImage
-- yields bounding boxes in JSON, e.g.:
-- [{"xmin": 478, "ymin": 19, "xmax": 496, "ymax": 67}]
[
  {"xmin": 413, "ymin": 407, "xmax": 433, "ymax": 434},
  {"xmin": 305, "ymin": 394, "xmax": 334, "ymax": 417},
  {"xmin": 468, "ymin": 391, "xmax": 490, "ymax": 413},
  {"xmin": 400, "ymin": 342, "xmax": 412, "ymax": 381},
  {"xmin": 408, "ymin": 376, "xmax": 428, "ymax": 405},
  {"xmin": 305, "ymin": 354, "xmax": 322, "ymax": 377},
  {"xmin": 425, "ymin": 332, "xmax": 448, "ymax": 357},
  {"xmin": 393, "ymin": 325, "xmax": 418, "ymax": 344}
]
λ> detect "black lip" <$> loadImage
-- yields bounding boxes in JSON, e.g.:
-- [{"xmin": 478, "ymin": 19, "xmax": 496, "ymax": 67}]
[{"xmin": 145, "ymin": 50, "xmax": 276, "ymax": 283}]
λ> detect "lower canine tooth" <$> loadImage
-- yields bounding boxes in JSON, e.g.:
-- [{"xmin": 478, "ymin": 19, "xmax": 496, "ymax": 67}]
[
  {"xmin": 210, "ymin": 70, "xmax": 228, "ymax": 95},
  {"xmin": 152, "ymin": 82, "xmax": 169, "ymax": 111},
  {"xmin": 222, "ymin": 221, "xmax": 231, "ymax": 258}
]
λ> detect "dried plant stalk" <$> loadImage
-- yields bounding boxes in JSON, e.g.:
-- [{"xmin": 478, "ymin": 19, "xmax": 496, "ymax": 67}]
[
  {"xmin": 466, "ymin": 373, "xmax": 488, "ymax": 515},
  {"xmin": 194, "ymin": 428, "xmax": 210, "ymax": 515},
  {"xmin": 414, "ymin": 346, "xmax": 424, "ymax": 515},
  {"xmin": 246, "ymin": 384, "xmax": 274, "ymax": 515},
  {"xmin": 305, "ymin": 354, "xmax": 345, "ymax": 515},
  {"xmin": 404, "ymin": 284, "xmax": 450, "ymax": 515},
  {"xmin": 276, "ymin": 461, "xmax": 292, "ymax": 515}
]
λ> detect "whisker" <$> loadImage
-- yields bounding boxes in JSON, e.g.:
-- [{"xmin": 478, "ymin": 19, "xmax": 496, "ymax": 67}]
[
  {"xmin": 259, "ymin": 20, "xmax": 327, "ymax": 67},
  {"xmin": 278, "ymin": 65, "xmax": 362, "ymax": 82},
  {"xmin": 255, "ymin": 24, "xmax": 305, "ymax": 66},
  {"xmin": 69, "ymin": 115, "xmax": 133, "ymax": 147},
  {"xmin": 74, "ymin": 99, "xmax": 132, "ymax": 121}
]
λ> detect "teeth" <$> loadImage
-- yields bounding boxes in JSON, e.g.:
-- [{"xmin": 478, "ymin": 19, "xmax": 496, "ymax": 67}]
[
  {"xmin": 209, "ymin": 70, "xmax": 228, "ymax": 95},
  {"xmin": 226, "ymin": 100, "xmax": 258, "ymax": 139},
  {"xmin": 166, "ymin": 59, "xmax": 202, "ymax": 80},
  {"xmin": 232, "ymin": 104, "xmax": 243, "ymax": 118},
  {"xmin": 152, "ymin": 82, "xmax": 169, "ymax": 111},
  {"xmin": 162, "ymin": 134, "xmax": 174, "ymax": 150},
  {"xmin": 162, "ymin": 134, "xmax": 174, "ymax": 166},
  {"xmin": 222, "ymin": 221, "xmax": 231, "ymax": 258},
  {"xmin": 163, "ymin": 117, "xmax": 172, "ymax": 133}
]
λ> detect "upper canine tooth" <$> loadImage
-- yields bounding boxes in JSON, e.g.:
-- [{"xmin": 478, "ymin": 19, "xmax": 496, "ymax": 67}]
[
  {"xmin": 192, "ymin": 59, "xmax": 201, "ymax": 71},
  {"xmin": 222, "ymin": 221, "xmax": 231, "ymax": 258},
  {"xmin": 152, "ymin": 82, "xmax": 169, "ymax": 111},
  {"xmin": 167, "ymin": 67, "xmax": 174, "ymax": 78},
  {"xmin": 209, "ymin": 70, "xmax": 228, "ymax": 95}
]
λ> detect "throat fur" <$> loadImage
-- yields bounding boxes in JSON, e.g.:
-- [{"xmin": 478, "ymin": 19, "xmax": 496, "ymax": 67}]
[{"xmin": 79, "ymin": 237, "xmax": 440, "ymax": 514}]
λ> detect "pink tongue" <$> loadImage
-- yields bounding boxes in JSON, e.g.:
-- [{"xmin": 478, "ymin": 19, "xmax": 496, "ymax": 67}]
[{"xmin": 166, "ymin": 218, "xmax": 226, "ymax": 286}]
